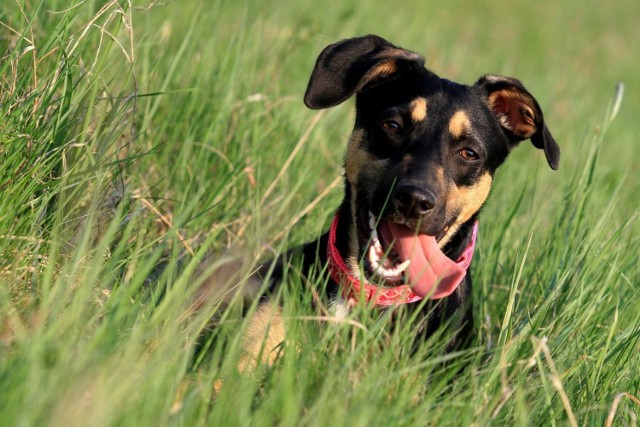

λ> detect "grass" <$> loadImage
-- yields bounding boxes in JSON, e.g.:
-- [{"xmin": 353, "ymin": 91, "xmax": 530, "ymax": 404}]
[{"xmin": 1, "ymin": 0, "xmax": 639, "ymax": 425}]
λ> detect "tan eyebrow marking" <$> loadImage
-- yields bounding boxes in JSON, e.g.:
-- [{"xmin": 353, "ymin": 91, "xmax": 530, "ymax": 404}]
[
  {"xmin": 448, "ymin": 110, "xmax": 471, "ymax": 139},
  {"xmin": 410, "ymin": 97, "xmax": 427, "ymax": 122}
]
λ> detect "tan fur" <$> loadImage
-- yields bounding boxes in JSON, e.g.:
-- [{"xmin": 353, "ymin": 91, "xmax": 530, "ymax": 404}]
[
  {"xmin": 439, "ymin": 173, "xmax": 493, "ymax": 247},
  {"xmin": 448, "ymin": 110, "xmax": 471, "ymax": 139},
  {"xmin": 488, "ymin": 89, "xmax": 537, "ymax": 137},
  {"xmin": 383, "ymin": 48, "xmax": 423, "ymax": 64},
  {"xmin": 434, "ymin": 165, "xmax": 445, "ymax": 180},
  {"xmin": 364, "ymin": 60, "xmax": 398, "ymax": 82},
  {"xmin": 212, "ymin": 302, "xmax": 286, "ymax": 392},
  {"xmin": 345, "ymin": 129, "xmax": 371, "ymax": 191},
  {"xmin": 238, "ymin": 301, "xmax": 286, "ymax": 369},
  {"xmin": 410, "ymin": 97, "xmax": 428, "ymax": 122},
  {"xmin": 345, "ymin": 130, "xmax": 369, "ymax": 275},
  {"xmin": 347, "ymin": 185, "xmax": 360, "ymax": 275}
]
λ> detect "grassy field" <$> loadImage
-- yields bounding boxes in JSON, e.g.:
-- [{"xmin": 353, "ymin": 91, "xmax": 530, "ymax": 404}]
[{"xmin": 1, "ymin": 0, "xmax": 639, "ymax": 425}]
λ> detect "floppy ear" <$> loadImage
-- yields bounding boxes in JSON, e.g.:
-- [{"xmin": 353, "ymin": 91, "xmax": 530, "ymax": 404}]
[
  {"xmin": 304, "ymin": 35, "xmax": 425, "ymax": 110},
  {"xmin": 475, "ymin": 75, "xmax": 560, "ymax": 170}
]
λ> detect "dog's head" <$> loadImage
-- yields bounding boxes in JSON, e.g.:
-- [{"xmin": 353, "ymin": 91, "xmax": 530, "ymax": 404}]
[{"xmin": 305, "ymin": 35, "xmax": 559, "ymax": 297}]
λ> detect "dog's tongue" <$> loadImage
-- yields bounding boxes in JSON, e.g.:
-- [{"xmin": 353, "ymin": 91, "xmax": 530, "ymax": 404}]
[{"xmin": 380, "ymin": 221, "xmax": 466, "ymax": 299}]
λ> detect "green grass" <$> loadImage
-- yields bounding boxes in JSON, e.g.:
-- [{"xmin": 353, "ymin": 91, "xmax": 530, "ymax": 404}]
[{"xmin": 1, "ymin": 0, "xmax": 639, "ymax": 425}]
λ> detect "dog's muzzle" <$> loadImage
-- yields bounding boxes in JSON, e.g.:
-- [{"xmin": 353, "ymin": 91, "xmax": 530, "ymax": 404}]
[{"xmin": 327, "ymin": 213, "xmax": 478, "ymax": 306}]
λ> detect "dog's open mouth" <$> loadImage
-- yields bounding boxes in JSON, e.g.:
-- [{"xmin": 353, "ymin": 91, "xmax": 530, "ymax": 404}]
[{"xmin": 363, "ymin": 211, "xmax": 466, "ymax": 298}]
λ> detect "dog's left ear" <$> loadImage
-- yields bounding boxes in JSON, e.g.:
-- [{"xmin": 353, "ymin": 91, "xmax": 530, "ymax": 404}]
[
  {"xmin": 304, "ymin": 35, "xmax": 425, "ymax": 110},
  {"xmin": 475, "ymin": 75, "xmax": 560, "ymax": 170}
]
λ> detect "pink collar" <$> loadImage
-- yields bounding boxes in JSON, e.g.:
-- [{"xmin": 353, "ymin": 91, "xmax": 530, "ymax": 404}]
[{"xmin": 327, "ymin": 214, "xmax": 478, "ymax": 307}]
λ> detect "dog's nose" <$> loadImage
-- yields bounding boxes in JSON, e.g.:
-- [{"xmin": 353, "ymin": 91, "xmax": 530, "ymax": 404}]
[{"xmin": 394, "ymin": 185, "xmax": 436, "ymax": 219}]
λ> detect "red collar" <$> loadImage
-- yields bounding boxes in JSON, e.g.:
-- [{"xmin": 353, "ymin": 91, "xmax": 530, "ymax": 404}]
[{"xmin": 326, "ymin": 214, "xmax": 478, "ymax": 307}]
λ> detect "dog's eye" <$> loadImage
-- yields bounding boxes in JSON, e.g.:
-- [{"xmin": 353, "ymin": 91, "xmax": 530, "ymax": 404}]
[
  {"xmin": 458, "ymin": 148, "xmax": 480, "ymax": 161},
  {"xmin": 381, "ymin": 119, "xmax": 403, "ymax": 132}
]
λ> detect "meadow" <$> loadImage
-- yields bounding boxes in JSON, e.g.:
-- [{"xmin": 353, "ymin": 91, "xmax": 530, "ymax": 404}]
[{"xmin": 1, "ymin": 0, "xmax": 639, "ymax": 425}]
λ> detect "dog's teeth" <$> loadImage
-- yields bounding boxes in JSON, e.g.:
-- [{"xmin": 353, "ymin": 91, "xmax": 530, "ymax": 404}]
[
  {"xmin": 368, "ymin": 245, "xmax": 381, "ymax": 268},
  {"xmin": 396, "ymin": 259, "xmax": 411, "ymax": 273},
  {"xmin": 370, "ymin": 246, "xmax": 392, "ymax": 277},
  {"xmin": 366, "ymin": 210, "xmax": 406, "ymax": 284},
  {"xmin": 386, "ymin": 265, "xmax": 402, "ymax": 276},
  {"xmin": 371, "ymin": 227, "xmax": 379, "ymax": 241},
  {"xmin": 372, "ymin": 238, "xmax": 383, "ymax": 254},
  {"xmin": 373, "ymin": 264, "xmax": 402, "ymax": 281},
  {"xmin": 368, "ymin": 211, "xmax": 379, "ymax": 241}
]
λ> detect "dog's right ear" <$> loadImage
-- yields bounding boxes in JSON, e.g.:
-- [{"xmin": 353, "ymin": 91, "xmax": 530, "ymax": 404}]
[
  {"xmin": 304, "ymin": 35, "xmax": 425, "ymax": 109},
  {"xmin": 475, "ymin": 75, "xmax": 560, "ymax": 170}
]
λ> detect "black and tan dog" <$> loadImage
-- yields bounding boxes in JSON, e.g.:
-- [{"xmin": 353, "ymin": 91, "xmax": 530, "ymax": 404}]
[{"xmin": 215, "ymin": 35, "xmax": 560, "ymax": 366}]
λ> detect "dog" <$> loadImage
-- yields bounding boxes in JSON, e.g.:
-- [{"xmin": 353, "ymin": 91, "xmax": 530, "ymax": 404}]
[{"xmin": 206, "ymin": 35, "xmax": 560, "ymax": 367}]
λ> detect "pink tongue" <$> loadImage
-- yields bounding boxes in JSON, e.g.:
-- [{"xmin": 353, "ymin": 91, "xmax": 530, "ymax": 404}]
[{"xmin": 380, "ymin": 221, "xmax": 466, "ymax": 299}]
